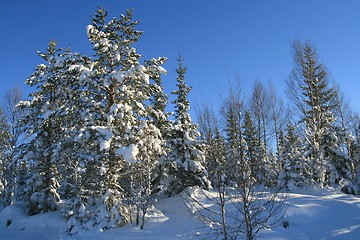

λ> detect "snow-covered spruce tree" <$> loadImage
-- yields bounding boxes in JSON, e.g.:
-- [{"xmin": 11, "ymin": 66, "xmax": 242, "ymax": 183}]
[
  {"xmin": 17, "ymin": 40, "xmax": 64, "ymax": 215},
  {"xmin": 162, "ymin": 55, "xmax": 210, "ymax": 194},
  {"xmin": 278, "ymin": 122, "xmax": 310, "ymax": 189},
  {"xmin": 145, "ymin": 58, "xmax": 170, "ymax": 134},
  {"xmin": 143, "ymin": 58, "xmax": 171, "ymax": 195},
  {"xmin": 17, "ymin": 46, "xmax": 87, "ymax": 217},
  {"xmin": 44, "ymin": 50, "xmax": 101, "ymax": 232},
  {"xmin": 347, "ymin": 116, "xmax": 360, "ymax": 193},
  {"xmin": 353, "ymin": 122, "xmax": 360, "ymax": 193},
  {"xmin": 331, "ymin": 87, "xmax": 360, "ymax": 193},
  {"xmin": 122, "ymin": 58, "xmax": 168, "ymax": 229},
  {"xmin": 287, "ymin": 41, "xmax": 342, "ymax": 187},
  {"xmin": 63, "ymin": 8, "xmax": 168, "ymax": 232}
]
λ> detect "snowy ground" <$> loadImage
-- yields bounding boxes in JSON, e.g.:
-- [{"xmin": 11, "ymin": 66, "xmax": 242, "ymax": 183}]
[{"xmin": 1, "ymin": 188, "xmax": 360, "ymax": 239}]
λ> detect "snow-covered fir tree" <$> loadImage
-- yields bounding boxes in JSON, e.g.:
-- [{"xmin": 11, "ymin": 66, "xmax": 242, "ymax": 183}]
[
  {"xmin": 340, "ymin": 116, "xmax": 360, "ymax": 194},
  {"xmin": 278, "ymin": 122, "xmax": 310, "ymax": 189},
  {"xmin": 143, "ymin": 58, "xmax": 171, "ymax": 195},
  {"xmin": 62, "ymin": 8, "xmax": 168, "ymax": 232},
  {"xmin": 17, "ymin": 40, "xmax": 64, "ymax": 215},
  {"xmin": 11, "ymin": 7, "xmax": 171, "ymax": 233},
  {"xmin": 287, "ymin": 41, "xmax": 342, "ymax": 187},
  {"xmin": 162, "ymin": 55, "xmax": 210, "ymax": 194}
]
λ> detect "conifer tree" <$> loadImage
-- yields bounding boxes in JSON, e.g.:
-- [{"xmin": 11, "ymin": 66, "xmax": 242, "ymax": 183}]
[
  {"xmin": 332, "ymin": 87, "xmax": 358, "ymax": 182},
  {"xmin": 17, "ymin": 40, "xmax": 64, "ymax": 215},
  {"xmin": 63, "ymin": 8, "xmax": 168, "ymax": 232},
  {"xmin": 278, "ymin": 122, "xmax": 309, "ymax": 189},
  {"xmin": 144, "ymin": 58, "xmax": 171, "ymax": 195},
  {"xmin": 287, "ymin": 41, "xmax": 340, "ymax": 186},
  {"xmin": 163, "ymin": 55, "xmax": 210, "ymax": 194}
]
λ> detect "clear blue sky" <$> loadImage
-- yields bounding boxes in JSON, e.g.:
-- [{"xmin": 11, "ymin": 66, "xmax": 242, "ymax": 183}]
[{"xmin": 1, "ymin": 0, "xmax": 360, "ymax": 116}]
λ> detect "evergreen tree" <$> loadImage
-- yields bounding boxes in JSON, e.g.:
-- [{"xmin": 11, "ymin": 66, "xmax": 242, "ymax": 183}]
[
  {"xmin": 163, "ymin": 55, "xmax": 210, "ymax": 194},
  {"xmin": 332, "ymin": 87, "xmax": 358, "ymax": 183},
  {"xmin": 287, "ymin": 41, "xmax": 340, "ymax": 187},
  {"xmin": 278, "ymin": 122, "xmax": 310, "ymax": 189},
  {"xmin": 144, "ymin": 58, "xmax": 171, "ymax": 195},
  {"xmin": 17, "ymin": 40, "xmax": 64, "ymax": 215},
  {"xmin": 62, "ymin": 8, "xmax": 168, "ymax": 232}
]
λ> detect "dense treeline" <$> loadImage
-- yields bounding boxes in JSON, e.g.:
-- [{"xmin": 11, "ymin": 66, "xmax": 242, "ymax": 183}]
[
  {"xmin": 0, "ymin": 8, "xmax": 208, "ymax": 233},
  {"xmin": 197, "ymin": 41, "xmax": 360, "ymax": 193},
  {"xmin": 0, "ymin": 7, "xmax": 360, "ymax": 236}
]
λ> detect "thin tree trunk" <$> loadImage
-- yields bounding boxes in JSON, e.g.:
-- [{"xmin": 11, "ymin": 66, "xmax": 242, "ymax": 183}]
[
  {"xmin": 218, "ymin": 170, "xmax": 227, "ymax": 240},
  {"xmin": 136, "ymin": 205, "xmax": 140, "ymax": 225},
  {"xmin": 140, "ymin": 208, "xmax": 147, "ymax": 229}
]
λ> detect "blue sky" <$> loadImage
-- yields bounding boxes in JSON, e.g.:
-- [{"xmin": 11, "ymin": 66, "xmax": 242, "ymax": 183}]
[{"xmin": 1, "ymin": 0, "xmax": 360, "ymax": 116}]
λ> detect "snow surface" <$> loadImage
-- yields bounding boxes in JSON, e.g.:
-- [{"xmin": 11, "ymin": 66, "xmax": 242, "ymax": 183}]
[{"xmin": 1, "ymin": 188, "xmax": 360, "ymax": 239}]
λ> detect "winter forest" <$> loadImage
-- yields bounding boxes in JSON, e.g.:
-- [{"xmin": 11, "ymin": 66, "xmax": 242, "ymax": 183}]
[{"xmin": 1, "ymin": 8, "xmax": 360, "ymax": 240}]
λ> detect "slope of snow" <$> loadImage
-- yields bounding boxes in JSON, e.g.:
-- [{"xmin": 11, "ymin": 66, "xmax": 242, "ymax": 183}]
[
  {"xmin": 262, "ymin": 188, "xmax": 360, "ymax": 240},
  {"xmin": 1, "ymin": 188, "xmax": 360, "ymax": 239}
]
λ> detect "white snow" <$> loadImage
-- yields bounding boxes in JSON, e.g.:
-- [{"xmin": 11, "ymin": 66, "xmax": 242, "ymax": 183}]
[
  {"xmin": 1, "ymin": 188, "xmax": 360, "ymax": 239},
  {"xmin": 17, "ymin": 100, "xmax": 30, "ymax": 108},
  {"xmin": 99, "ymin": 139, "xmax": 111, "ymax": 151},
  {"xmin": 68, "ymin": 64, "xmax": 92, "ymax": 80},
  {"xmin": 157, "ymin": 65, "xmax": 167, "ymax": 74},
  {"xmin": 116, "ymin": 144, "xmax": 139, "ymax": 163},
  {"xmin": 110, "ymin": 70, "xmax": 125, "ymax": 83},
  {"xmin": 141, "ymin": 72, "xmax": 150, "ymax": 84},
  {"xmin": 94, "ymin": 126, "xmax": 112, "ymax": 151},
  {"xmin": 86, "ymin": 25, "xmax": 94, "ymax": 35}
]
